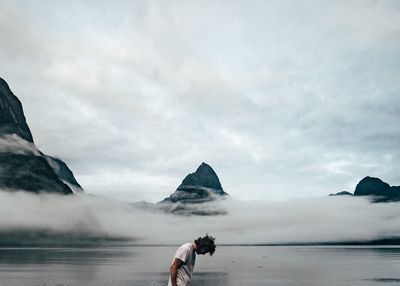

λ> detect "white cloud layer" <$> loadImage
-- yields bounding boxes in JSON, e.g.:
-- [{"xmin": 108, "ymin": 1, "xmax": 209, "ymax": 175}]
[
  {"xmin": 0, "ymin": 0, "xmax": 399, "ymax": 202},
  {"xmin": 1, "ymin": 191, "xmax": 400, "ymax": 245},
  {"xmin": 0, "ymin": 134, "xmax": 40, "ymax": 155}
]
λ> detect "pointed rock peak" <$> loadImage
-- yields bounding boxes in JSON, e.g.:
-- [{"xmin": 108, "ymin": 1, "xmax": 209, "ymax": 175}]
[
  {"xmin": 0, "ymin": 77, "xmax": 10, "ymax": 88},
  {"xmin": 0, "ymin": 77, "xmax": 34, "ymax": 143},
  {"xmin": 158, "ymin": 162, "xmax": 228, "ymax": 206},
  {"xmin": 194, "ymin": 162, "xmax": 218, "ymax": 177},
  {"xmin": 199, "ymin": 162, "xmax": 212, "ymax": 168},
  {"xmin": 180, "ymin": 162, "xmax": 224, "ymax": 191}
]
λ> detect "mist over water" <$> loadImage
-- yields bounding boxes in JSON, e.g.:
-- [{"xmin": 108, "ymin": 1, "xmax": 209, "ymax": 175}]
[
  {"xmin": 1, "ymin": 245, "xmax": 400, "ymax": 286},
  {"xmin": 1, "ymin": 190, "xmax": 400, "ymax": 245}
]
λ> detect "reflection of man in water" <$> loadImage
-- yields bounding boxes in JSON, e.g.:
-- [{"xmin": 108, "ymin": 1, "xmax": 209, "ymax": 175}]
[{"xmin": 168, "ymin": 234, "xmax": 216, "ymax": 286}]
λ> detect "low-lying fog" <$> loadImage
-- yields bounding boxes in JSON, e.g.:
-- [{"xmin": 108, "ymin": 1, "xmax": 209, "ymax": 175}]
[{"xmin": 1, "ymin": 190, "xmax": 400, "ymax": 245}]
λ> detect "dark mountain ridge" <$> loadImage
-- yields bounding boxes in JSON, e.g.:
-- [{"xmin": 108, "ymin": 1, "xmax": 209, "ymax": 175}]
[
  {"xmin": 159, "ymin": 162, "xmax": 228, "ymax": 204},
  {"xmin": 0, "ymin": 78, "xmax": 33, "ymax": 142},
  {"xmin": 330, "ymin": 176, "xmax": 400, "ymax": 202},
  {"xmin": 153, "ymin": 163, "xmax": 229, "ymax": 215},
  {"xmin": 0, "ymin": 77, "xmax": 82, "ymax": 194}
]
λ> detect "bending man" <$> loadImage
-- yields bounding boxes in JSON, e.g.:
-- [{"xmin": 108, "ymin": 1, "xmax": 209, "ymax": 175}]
[{"xmin": 168, "ymin": 234, "xmax": 216, "ymax": 286}]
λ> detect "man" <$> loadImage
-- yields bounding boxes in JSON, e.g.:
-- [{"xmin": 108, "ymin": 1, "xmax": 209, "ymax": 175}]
[{"xmin": 168, "ymin": 234, "xmax": 216, "ymax": 286}]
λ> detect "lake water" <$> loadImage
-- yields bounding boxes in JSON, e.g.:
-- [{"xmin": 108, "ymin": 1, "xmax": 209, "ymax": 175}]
[{"xmin": 0, "ymin": 246, "xmax": 400, "ymax": 286}]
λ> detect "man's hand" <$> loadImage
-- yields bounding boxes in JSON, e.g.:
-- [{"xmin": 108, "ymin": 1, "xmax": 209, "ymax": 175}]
[{"xmin": 170, "ymin": 258, "xmax": 183, "ymax": 286}]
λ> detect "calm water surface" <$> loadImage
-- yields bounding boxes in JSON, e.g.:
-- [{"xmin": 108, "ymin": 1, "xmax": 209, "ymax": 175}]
[{"xmin": 0, "ymin": 246, "xmax": 400, "ymax": 286}]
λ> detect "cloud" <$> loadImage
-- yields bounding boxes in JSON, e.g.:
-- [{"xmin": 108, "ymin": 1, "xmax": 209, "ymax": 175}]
[
  {"xmin": 1, "ymin": 191, "xmax": 400, "ymax": 245},
  {"xmin": 0, "ymin": 0, "xmax": 399, "ymax": 202},
  {"xmin": 0, "ymin": 134, "xmax": 40, "ymax": 156}
]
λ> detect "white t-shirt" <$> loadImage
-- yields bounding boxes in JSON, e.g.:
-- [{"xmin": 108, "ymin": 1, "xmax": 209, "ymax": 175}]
[{"xmin": 168, "ymin": 243, "xmax": 196, "ymax": 286}]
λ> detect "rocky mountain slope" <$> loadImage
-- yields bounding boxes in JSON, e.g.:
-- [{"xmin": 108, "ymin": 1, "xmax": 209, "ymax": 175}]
[
  {"xmin": 155, "ymin": 163, "xmax": 229, "ymax": 215},
  {"xmin": 0, "ymin": 77, "xmax": 82, "ymax": 194},
  {"xmin": 160, "ymin": 162, "xmax": 228, "ymax": 204}
]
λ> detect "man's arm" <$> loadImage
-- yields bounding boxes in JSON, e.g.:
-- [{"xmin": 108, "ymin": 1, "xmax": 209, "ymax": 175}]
[{"xmin": 170, "ymin": 258, "xmax": 183, "ymax": 286}]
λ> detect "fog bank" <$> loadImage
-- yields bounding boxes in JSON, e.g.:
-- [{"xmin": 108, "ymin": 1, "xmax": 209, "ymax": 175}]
[{"xmin": 1, "ymin": 190, "xmax": 400, "ymax": 245}]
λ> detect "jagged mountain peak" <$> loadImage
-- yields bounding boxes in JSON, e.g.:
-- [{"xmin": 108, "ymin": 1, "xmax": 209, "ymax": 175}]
[
  {"xmin": 0, "ymin": 77, "xmax": 34, "ymax": 143},
  {"xmin": 160, "ymin": 162, "xmax": 228, "ymax": 206},
  {"xmin": 178, "ymin": 162, "xmax": 224, "ymax": 193},
  {"xmin": 0, "ymin": 77, "xmax": 82, "ymax": 194},
  {"xmin": 0, "ymin": 77, "xmax": 10, "ymax": 88}
]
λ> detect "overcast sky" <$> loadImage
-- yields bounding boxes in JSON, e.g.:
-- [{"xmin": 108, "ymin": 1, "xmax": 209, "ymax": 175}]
[{"xmin": 1, "ymin": 0, "xmax": 399, "ymax": 203}]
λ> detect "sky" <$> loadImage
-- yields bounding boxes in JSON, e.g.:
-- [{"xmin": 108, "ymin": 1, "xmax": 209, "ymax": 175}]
[{"xmin": 1, "ymin": 0, "xmax": 399, "ymax": 203}]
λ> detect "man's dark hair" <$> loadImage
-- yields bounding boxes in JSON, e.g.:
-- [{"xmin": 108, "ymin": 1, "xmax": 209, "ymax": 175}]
[{"xmin": 195, "ymin": 234, "xmax": 216, "ymax": 256}]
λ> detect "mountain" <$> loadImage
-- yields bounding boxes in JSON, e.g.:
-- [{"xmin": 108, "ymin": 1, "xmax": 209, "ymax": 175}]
[
  {"xmin": 329, "ymin": 191, "xmax": 353, "ymax": 197},
  {"xmin": 354, "ymin": 176, "xmax": 400, "ymax": 202},
  {"xmin": 0, "ymin": 78, "xmax": 34, "ymax": 142},
  {"xmin": 0, "ymin": 77, "xmax": 82, "ymax": 194},
  {"xmin": 160, "ymin": 162, "xmax": 228, "ymax": 204},
  {"xmin": 156, "ymin": 163, "xmax": 228, "ymax": 215},
  {"xmin": 330, "ymin": 176, "xmax": 400, "ymax": 202}
]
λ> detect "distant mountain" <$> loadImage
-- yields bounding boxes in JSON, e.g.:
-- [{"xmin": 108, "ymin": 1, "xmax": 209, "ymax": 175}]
[
  {"xmin": 154, "ymin": 163, "xmax": 228, "ymax": 215},
  {"xmin": 160, "ymin": 162, "xmax": 228, "ymax": 204},
  {"xmin": 330, "ymin": 176, "xmax": 400, "ymax": 202},
  {"xmin": 329, "ymin": 191, "xmax": 353, "ymax": 197},
  {"xmin": 0, "ymin": 77, "xmax": 82, "ymax": 194},
  {"xmin": 354, "ymin": 177, "xmax": 400, "ymax": 202}
]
